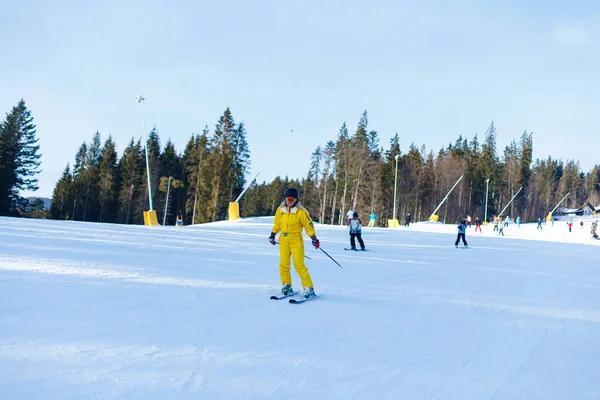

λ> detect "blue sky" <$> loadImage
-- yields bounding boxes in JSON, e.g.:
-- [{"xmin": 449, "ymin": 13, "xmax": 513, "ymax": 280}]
[{"xmin": 2, "ymin": 0, "xmax": 599, "ymax": 198}]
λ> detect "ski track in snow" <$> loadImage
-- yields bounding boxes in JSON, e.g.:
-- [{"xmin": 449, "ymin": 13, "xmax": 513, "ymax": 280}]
[{"xmin": 2, "ymin": 216, "xmax": 600, "ymax": 399}]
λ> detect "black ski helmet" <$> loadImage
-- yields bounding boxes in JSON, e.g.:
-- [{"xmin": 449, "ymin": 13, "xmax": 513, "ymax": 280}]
[
  {"xmin": 353, "ymin": 212, "xmax": 358, "ymax": 218},
  {"xmin": 284, "ymin": 187, "xmax": 300, "ymax": 199},
  {"xmin": 461, "ymin": 218, "xmax": 466, "ymax": 223}
]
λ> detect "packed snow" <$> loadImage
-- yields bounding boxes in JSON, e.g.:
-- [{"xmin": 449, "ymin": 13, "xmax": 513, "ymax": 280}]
[{"xmin": 1, "ymin": 216, "xmax": 600, "ymax": 399}]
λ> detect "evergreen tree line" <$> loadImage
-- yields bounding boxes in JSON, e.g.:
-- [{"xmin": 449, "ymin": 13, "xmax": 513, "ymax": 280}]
[
  {"xmin": 0, "ymin": 100, "xmax": 42, "ymax": 217},
  {"xmin": 49, "ymin": 107, "xmax": 250, "ymax": 225},
  {"xmin": 242, "ymin": 111, "xmax": 600, "ymax": 225},
  {"xmin": 3, "ymin": 101, "xmax": 599, "ymax": 226}
]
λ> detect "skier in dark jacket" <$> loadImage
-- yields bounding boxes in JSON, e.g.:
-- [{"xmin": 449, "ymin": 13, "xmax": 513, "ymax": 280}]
[
  {"xmin": 348, "ymin": 212, "xmax": 366, "ymax": 250},
  {"xmin": 455, "ymin": 218, "xmax": 468, "ymax": 248},
  {"xmin": 474, "ymin": 217, "xmax": 482, "ymax": 233}
]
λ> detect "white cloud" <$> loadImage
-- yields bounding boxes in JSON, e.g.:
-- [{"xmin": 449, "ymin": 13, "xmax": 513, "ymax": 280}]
[{"xmin": 553, "ymin": 23, "xmax": 586, "ymax": 47}]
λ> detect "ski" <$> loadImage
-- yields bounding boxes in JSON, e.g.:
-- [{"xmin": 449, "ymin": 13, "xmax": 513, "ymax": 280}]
[
  {"xmin": 289, "ymin": 295, "xmax": 322, "ymax": 304},
  {"xmin": 270, "ymin": 292, "xmax": 298, "ymax": 300},
  {"xmin": 344, "ymin": 248, "xmax": 368, "ymax": 251}
]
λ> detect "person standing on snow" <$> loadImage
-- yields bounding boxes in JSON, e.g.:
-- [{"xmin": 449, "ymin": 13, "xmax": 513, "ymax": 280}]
[
  {"xmin": 348, "ymin": 212, "xmax": 366, "ymax": 250},
  {"xmin": 474, "ymin": 217, "xmax": 482, "ymax": 233},
  {"xmin": 455, "ymin": 218, "xmax": 468, "ymax": 248},
  {"xmin": 537, "ymin": 218, "xmax": 543, "ymax": 230},
  {"xmin": 404, "ymin": 213, "xmax": 412, "ymax": 227},
  {"xmin": 268, "ymin": 188, "xmax": 319, "ymax": 299},
  {"xmin": 591, "ymin": 221, "xmax": 599, "ymax": 239},
  {"xmin": 346, "ymin": 207, "xmax": 354, "ymax": 225},
  {"xmin": 368, "ymin": 211, "xmax": 377, "ymax": 227}
]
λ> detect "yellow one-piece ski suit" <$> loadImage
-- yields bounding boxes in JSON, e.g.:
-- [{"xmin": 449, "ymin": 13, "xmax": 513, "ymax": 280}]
[{"xmin": 272, "ymin": 202, "xmax": 316, "ymax": 289}]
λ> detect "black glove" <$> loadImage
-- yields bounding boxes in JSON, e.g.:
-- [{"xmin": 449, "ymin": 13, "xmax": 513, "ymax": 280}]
[
  {"xmin": 268, "ymin": 232, "xmax": 276, "ymax": 245},
  {"xmin": 311, "ymin": 235, "xmax": 320, "ymax": 249}
]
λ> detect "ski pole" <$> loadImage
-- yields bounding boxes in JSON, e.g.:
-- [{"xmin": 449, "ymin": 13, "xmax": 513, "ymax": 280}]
[
  {"xmin": 319, "ymin": 247, "xmax": 342, "ymax": 268},
  {"xmin": 275, "ymin": 241, "xmax": 312, "ymax": 260}
]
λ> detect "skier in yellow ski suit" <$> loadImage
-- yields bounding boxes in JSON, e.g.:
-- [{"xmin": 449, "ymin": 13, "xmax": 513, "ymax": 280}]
[{"xmin": 269, "ymin": 188, "xmax": 319, "ymax": 299}]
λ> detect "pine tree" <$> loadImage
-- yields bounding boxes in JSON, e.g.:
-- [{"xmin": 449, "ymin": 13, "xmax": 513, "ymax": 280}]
[
  {"xmin": 182, "ymin": 129, "xmax": 210, "ymax": 224},
  {"xmin": 79, "ymin": 131, "xmax": 102, "ymax": 222},
  {"xmin": 584, "ymin": 165, "xmax": 600, "ymax": 206},
  {"xmin": 420, "ymin": 152, "xmax": 436, "ymax": 218},
  {"xmin": 334, "ymin": 122, "xmax": 351, "ymax": 224},
  {"xmin": 381, "ymin": 133, "xmax": 401, "ymax": 223},
  {"xmin": 70, "ymin": 142, "xmax": 88, "ymax": 220},
  {"xmin": 240, "ymin": 180, "xmax": 268, "ymax": 217},
  {"xmin": 319, "ymin": 141, "xmax": 336, "ymax": 223},
  {"xmin": 158, "ymin": 176, "xmax": 184, "ymax": 225},
  {"xmin": 50, "ymin": 164, "xmax": 74, "ymax": 220},
  {"xmin": 26, "ymin": 198, "xmax": 48, "ymax": 219},
  {"xmin": 348, "ymin": 111, "xmax": 371, "ymax": 212},
  {"xmin": 399, "ymin": 144, "xmax": 424, "ymax": 219},
  {"xmin": 98, "ymin": 136, "xmax": 119, "ymax": 222},
  {"xmin": 205, "ymin": 108, "xmax": 236, "ymax": 222},
  {"xmin": 480, "ymin": 122, "xmax": 501, "ymax": 220},
  {"xmin": 117, "ymin": 139, "xmax": 144, "ymax": 224},
  {"xmin": 558, "ymin": 160, "xmax": 582, "ymax": 208},
  {"xmin": 466, "ymin": 134, "xmax": 484, "ymax": 220},
  {"xmin": 0, "ymin": 99, "xmax": 41, "ymax": 215},
  {"xmin": 141, "ymin": 127, "xmax": 161, "ymax": 213},
  {"xmin": 158, "ymin": 139, "xmax": 182, "ymax": 223},
  {"xmin": 364, "ymin": 130, "xmax": 383, "ymax": 217},
  {"xmin": 517, "ymin": 131, "xmax": 533, "ymax": 217},
  {"xmin": 230, "ymin": 121, "xmax": 251, "ymax": 203},
  {"xmin": 304, "ymin": 146, "xmax": 323, "ymax": 221},
  {"xmin": 503, "ymin": 139, "xmax": 520, "ymax": 218}
]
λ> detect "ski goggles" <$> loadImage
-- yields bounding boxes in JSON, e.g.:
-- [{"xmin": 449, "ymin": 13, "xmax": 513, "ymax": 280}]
[{"xmin": 285, "ymin": 197, "xmax": 297, "ymax": 202}]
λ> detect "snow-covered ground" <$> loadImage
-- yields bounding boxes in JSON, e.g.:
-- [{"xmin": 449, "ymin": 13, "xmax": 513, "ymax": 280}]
[{"xmin": 1, "ymin": 216, "xmax": 600, "ymax": 400}]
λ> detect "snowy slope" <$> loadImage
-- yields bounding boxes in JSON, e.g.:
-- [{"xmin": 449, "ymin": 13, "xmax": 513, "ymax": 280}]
[{"xmin": 1, "ymin": 216, "xmax": 600, "ymax": 400}]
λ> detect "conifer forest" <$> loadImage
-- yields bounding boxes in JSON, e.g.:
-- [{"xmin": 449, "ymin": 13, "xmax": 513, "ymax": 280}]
[{"xmin": 1, "ymin": 100, "xmax": 599, "ymax": 225}]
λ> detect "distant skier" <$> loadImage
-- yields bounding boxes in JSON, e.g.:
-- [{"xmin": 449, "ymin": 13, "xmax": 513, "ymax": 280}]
[
  {"xmin": 175, "ymin": 214, "xmax": 183, "ymax": 226},
  {"xmin": 537, "ymin": 218, "xmax": 543, "ymax": 230},
  {"xmin": 346, "ymin": 207, "xmax": 354, "ymax": 225},
  {"xmin": 568, "ymin": 221, "xmax": 573, "ymax": 232},
  {"xmin": 348, "ymin": 212, "xmax": 366, "ymax": 251},
  {"xmin": 268, "ymin": 188, "xmax": 319, "ymax": 299},
  {"xmin": 474, "ymin": 217, "xmax": 482, "ymax": 233},
  {"xmin": 591, "ymin": 221, "xmax": 599, "ymax": 240},
  {"xmin": 517, "ymin": 216, "xmax": 521, "ymax": 228},
  {"xmin": 368, "ymin": 211, "xmax": 377, "ymax": 227},
  {"xmin": 498, "ymin": 220, "xmax": 505, "ymax": 236},
  {"xmin": 404, "ymin": 213, "xmax": 412, "ymax": 227},
  {"xmin": 455, "ymin": 218, "xmax": 468, "ymax": 248}
]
